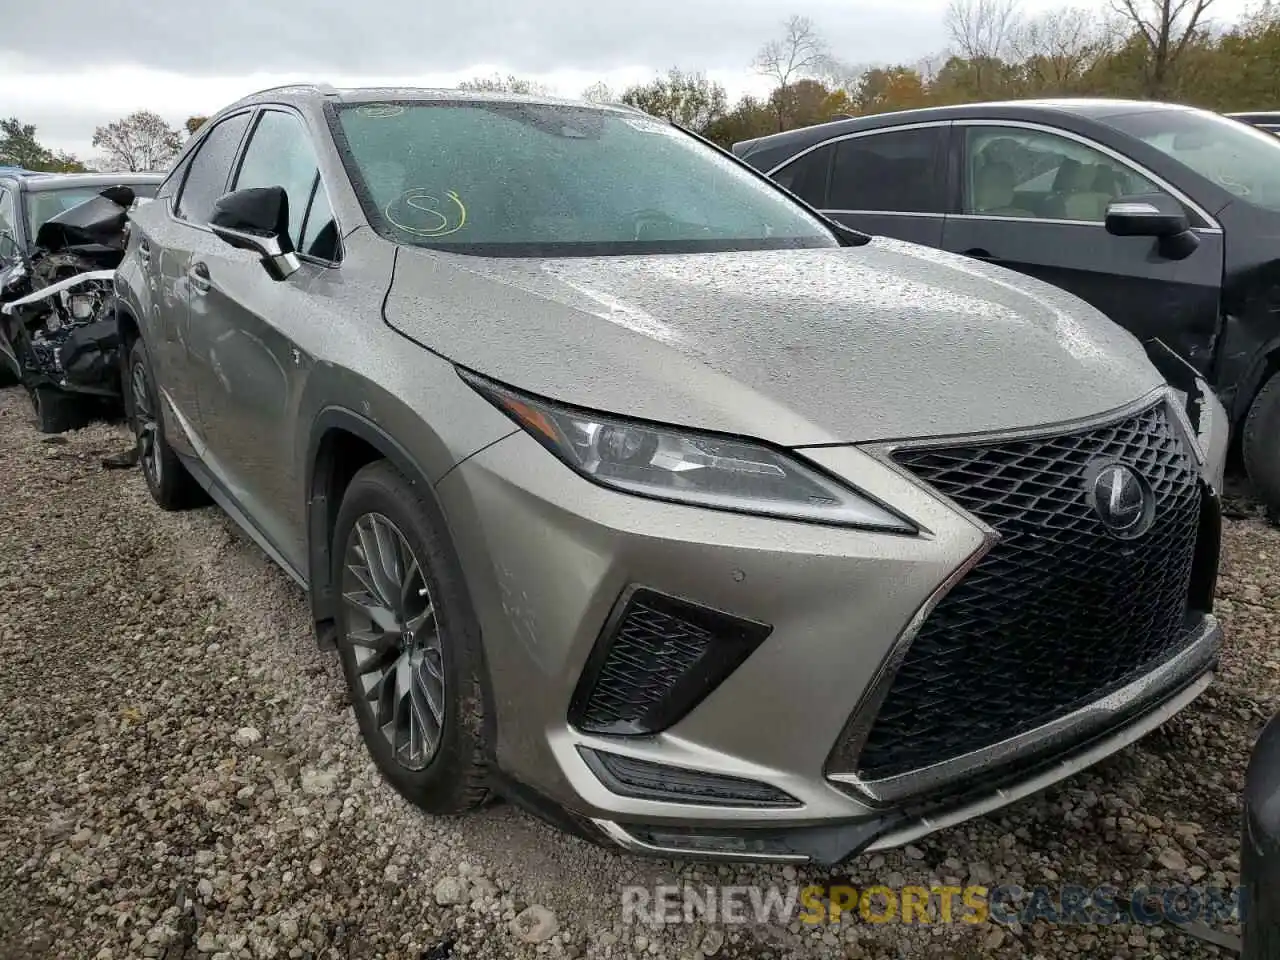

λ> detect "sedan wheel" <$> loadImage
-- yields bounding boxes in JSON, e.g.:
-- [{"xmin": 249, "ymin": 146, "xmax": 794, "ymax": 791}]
[{"xmin": 341, "ymin": 512, "xmax": 445, "ymax": 771}]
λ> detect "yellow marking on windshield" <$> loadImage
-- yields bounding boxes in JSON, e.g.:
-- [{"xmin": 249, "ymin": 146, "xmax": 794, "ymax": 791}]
[{"xmin": 384, "ymin": 188, "xmax": 468, "ymax": 237}]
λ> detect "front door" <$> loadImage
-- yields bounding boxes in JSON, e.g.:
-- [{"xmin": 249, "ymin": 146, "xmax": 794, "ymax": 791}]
[
  {"xmin": 941, "ymin": 123, "xmax": 1225, "ymax": 374},
  {"xmin": 185, "ymin": 107, "xmax": 340, "ymax": 570}
]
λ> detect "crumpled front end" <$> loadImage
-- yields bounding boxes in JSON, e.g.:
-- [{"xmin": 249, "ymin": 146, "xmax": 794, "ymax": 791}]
[{"xmin": 0, "ymin": 185, "xmax": 139, "ymax": 403}]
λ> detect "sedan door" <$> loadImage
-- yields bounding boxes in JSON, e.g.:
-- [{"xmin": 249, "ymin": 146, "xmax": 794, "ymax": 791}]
[
  {"xmin": 184, "ymin": 107, "xmax": 341, "ymax": 572},
  {"xmin": 767, "ymin": 123, "xmax": 950, "ymax": 247},
  {"xmin": 940, "ymin": 122, "xmax": 1225, "ymax": 374}
]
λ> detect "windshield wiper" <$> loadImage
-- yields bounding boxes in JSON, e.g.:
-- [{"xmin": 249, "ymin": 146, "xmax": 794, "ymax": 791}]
[{"xmin": 825, "ymin": 218, "xmax": 872, "ymax": 247}]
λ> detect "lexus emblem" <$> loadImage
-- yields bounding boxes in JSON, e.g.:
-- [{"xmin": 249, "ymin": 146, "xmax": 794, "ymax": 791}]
[{"xmin": 1089, "ymin": 462, "xmax": 1154, "ymax": 538}]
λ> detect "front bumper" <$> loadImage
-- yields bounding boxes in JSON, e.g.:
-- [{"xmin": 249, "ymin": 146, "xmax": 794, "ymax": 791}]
[{"xmin": 434, "ymin": 387, "xmax": 1223, "ymax": 862}]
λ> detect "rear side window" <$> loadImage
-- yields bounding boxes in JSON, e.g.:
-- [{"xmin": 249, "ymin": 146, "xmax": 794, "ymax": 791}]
[
  {"xmin": 176, "ymin": 112, "xmax": 252, "ymax": 224},
  {"xmin": 773, "ymin": 144, "xmax": 834, "ymax": 207},
  {"xmin": 827, "ymin": 127, "xmax": 945, "ymax": 213}
]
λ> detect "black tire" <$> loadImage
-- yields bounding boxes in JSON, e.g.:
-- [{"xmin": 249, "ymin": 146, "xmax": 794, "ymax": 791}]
[
  {"xmin": 125, "ymin": 338, "xmax": 206, "ymax": 510},
  {"xmin": 30, "ymin": 385, "xmax": 85, "ymax": 434},
  {"xmin": 331, "ymin": 460, "xmax": 491, "ymax": 814},
  {"xmin": 1243, "ymin": 370, "xmax": 1280, "ymax": 524}
]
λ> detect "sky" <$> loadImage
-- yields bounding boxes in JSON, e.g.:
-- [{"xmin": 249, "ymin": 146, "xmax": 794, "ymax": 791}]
[{"xmin": 2, "ymin": 0, "xmax": 1256, "ymax": 162}]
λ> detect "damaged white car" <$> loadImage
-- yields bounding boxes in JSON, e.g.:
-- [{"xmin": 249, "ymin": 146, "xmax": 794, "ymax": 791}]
[{"xmin": 0, "ymin": 175, "xmax": 161, "ymax": 432}]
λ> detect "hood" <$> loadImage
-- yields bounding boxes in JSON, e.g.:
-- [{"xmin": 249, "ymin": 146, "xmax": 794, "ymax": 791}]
[{"xmin": 383, "ymin": 237, "xmax": 1165, "ymax": 446}]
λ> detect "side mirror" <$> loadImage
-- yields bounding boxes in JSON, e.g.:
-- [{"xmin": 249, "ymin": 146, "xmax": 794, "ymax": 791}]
[
  {"xmin": 209, "ymin": 186, "xmax": 300, "ymax": 281},
  {"xmin": 1104, "ymin": 198, "xmax": 1200, "ymax": 261}
]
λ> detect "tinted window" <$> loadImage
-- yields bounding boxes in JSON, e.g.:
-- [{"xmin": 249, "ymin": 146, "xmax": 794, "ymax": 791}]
[
  {"xmin": 234, "ymin": 110, "xmax": 323, "ymax": 249},
  {"xmin": 962, "ymin": 126, "xmax": 1166, "ymax": 223},
  {"xmin": 1102, "ymin": 108, "xmax": 1280, "ymax": 213},
  {"xmin": 334, "ymin": 101, "xmax": 837, "ymax": 256},
  {"xmin": 177, "ymin": 112, "xmax": 252, "ymax": 223},
  {"xmin": 298, "ymin": 180, "xmax": 340, "ymax": 260},
  {"xmin": 827, "ymin": 128, "xmax": 944, "ymax": 213},
  {"xmin": 772, "ymin": 144, "xmax": 834, "ymax": 207}
]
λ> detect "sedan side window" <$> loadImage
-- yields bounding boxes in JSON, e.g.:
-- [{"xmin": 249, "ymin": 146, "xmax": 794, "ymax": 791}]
[
  {"xmin": 962, "ymin": 126, "xmax": 1167, "ymax": 223},
  {"xmin": 828, "ymin": 127, "xmax": 946, "ymax": 213},
  {"xmin": 234, "ymin": 110, "xmax": 330, "ymax": 255},
  {"xmin": 772, "ymin": 144, "xmax": 835, "ymax": 207},
  {"xmin": 176, "ymin": 112, "xmax": 252, "ymax": 224}
]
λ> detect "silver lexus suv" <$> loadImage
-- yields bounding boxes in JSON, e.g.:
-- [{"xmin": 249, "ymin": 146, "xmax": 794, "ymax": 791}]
[{"xmin": 114, "ymin": 84, "xmax": 1228, "ymax": 864}]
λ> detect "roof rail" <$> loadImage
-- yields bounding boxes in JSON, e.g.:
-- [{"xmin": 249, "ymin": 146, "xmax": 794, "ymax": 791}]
[{"xmin": 316, "ymin": 82, "xmax": 340, "ymax": 97}]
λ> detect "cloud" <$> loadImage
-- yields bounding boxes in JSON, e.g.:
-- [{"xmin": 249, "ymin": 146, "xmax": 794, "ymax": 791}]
[{"xmin": 4, "ymin": 0, "xmax": 944, "ymax": 77}]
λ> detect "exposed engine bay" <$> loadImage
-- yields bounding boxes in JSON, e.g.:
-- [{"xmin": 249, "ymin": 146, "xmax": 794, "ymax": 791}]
[{"xmin": 0, "ymin": 185, "xmax": 139, "ymax": 416}]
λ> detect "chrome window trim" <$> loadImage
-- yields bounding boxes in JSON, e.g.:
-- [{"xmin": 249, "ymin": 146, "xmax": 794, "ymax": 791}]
[
  {"xmin": 952, "ymin": 118, "xmax": 1221, "ymax": 230},
  {"xmin": 765, "ymin": 116, "xmax": 1222, "ymax": 231},
  {"xmin": 763, "ymin": 120, "xmax": 952, "ymax": 177}
]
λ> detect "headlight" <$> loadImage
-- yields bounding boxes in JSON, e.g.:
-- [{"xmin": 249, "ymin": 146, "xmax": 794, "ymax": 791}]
[{"xmin": 460, "ymin": 370, "xmax": 915, "ymax": 533}]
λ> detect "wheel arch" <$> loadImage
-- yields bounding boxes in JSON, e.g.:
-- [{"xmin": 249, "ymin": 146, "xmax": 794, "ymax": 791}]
[{"xmin": 1229, "ymin": 335, "xmax": 1280, "ymax": 427}]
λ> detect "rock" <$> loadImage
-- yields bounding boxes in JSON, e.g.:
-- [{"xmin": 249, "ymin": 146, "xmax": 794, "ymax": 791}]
[
  {"xmin": 197, "ymin": 932, "xmax": 218, "ymax": 952},
  {"xmin": 232, "ymin": 727, "xmax": 262, "ymax": 747},
  {"xmin": 69, "ymin": 828, "xmax": 93, "ymax": 850},
  {"xmin": 279, "ymin": 918, "xmax": 299, "ymax": 942},
  {"xmin": 510, "ymin": 905, "xmax": 558, "ymax": 944},
  {"xmin": 1157, "ymin": 847, "xmax": 1188, "ymax": 872},
  {"xmin": 904, "ymin": 845, "xmax": 926, "ymax": 861},
  {"xmin": 700, "ymin": 928, "xmax": 726, "ymax": 956},
  {"xmin": 434, "ymin": 876, "xmax": 468, "ymax": 906},
  {"xmin": 308, "ymin": 857, "xmax": 326, "ymax": 876},
  {"xmin": 984, "ymin": 927, "xmax": 1005, "ymax": 950},
  {"xmin": 299, "ymin": 769, "xmax": 338, "ymax": 796}
]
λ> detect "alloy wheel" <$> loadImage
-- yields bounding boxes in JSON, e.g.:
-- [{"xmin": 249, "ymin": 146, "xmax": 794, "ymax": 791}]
[
  {"xmin": 341, "ymin": 512, "xmax": 444, "ymax": 771},
  {"xmin": 130, "ymin": 361, "xmax": 161, "ymax": 487}
]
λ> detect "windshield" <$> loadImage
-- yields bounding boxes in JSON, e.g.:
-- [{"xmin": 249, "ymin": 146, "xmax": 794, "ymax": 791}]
[
  {"xmin": 25, "ymin": 183, "xmax": 159, "ymax": 239},
  {"xmin": 332, "ymin": 101, "xmax": 838, "ymax": 256},
  {"xmin": 1102, "ymin": 109, "xmax": 1280, "ymax": 212}
]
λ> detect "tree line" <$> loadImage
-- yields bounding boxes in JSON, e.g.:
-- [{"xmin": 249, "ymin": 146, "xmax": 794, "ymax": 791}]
[{"xmin": 2, "ymin": 0, "xmax": 1277, "ymax": 173}]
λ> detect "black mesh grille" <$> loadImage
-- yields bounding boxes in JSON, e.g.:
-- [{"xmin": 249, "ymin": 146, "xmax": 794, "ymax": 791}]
[
  {"xmin": 850, "ymin": 401, "xmax": 1203, "ymax": 781},
  {"xmin": 570, "ymin": 589, "xmax": 771, "ymax": 736}
]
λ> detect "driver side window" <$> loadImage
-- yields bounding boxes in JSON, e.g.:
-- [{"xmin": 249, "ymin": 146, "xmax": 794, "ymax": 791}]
[
  {"xmin": 0, "ymin": 188, "xmax": 15, "ymax": 253},
  {"xmin": 962, "ymin": 126, "xmax": 1169, "ymax": 223},
  {"xmin": 233, "ymin": 110, "xmax": 325, "ymax": 254}
]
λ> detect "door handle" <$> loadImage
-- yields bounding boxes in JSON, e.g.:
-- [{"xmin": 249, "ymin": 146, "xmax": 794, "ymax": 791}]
[
  {"xmin": 962, "ymin": 248, "xmax": 996, "ymax": 261},
  {"xmin": 188, "ymin": 262, "xmax": 211, "ymax": 295}
]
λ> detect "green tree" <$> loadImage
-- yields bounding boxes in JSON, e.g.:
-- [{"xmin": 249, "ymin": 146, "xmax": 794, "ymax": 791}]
[
  {"xmin": 620, "ymin": 69, "xmax": 729, "ymax": 133},
  {"xmin": 0, "ymin": 118, "xmax": 89, "ymax": 172},
  {"xmin": 1112, "ymin": 0, "xmax": 1218, "ymax": 96},
  {"xmin": 457, "ymin": 73, "xmax": 554, "ymax": 96},
  {"xmin": 185, "ymin": 115, "xmax": 209, "ymax": 136}
]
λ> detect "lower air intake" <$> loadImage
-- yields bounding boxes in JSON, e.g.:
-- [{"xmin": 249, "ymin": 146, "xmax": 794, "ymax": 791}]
[{"xmin": 569, "ymin": 587, "xmax": 771, "ymax": 736}]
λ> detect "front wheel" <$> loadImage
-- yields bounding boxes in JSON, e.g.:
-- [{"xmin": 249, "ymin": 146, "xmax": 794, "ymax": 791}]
[
  {"xmin": 1243, "ymin": 370, "xmax": 1280, "ymax": 524},
  {"xmin": 332, "ymin": 460, "xmax": 491, "ymax": 814},
  {"xmin": 126, "ymin": 338, "xmax": 206, "ymax": 510}
]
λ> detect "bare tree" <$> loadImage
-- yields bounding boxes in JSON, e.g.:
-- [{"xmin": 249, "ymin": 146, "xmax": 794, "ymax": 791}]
[
  {"xmin": 1010, "ymin": 7, "xmax": 1123, "ymax": 90},
  {"xmin": 580, "ymin": 81, "xmax": 616, "ymax": 103},
  {"xmin": 946, "ymin": 0, "xmax": 1022, "ymax": 94},
  {"xmin": 754, "ymin": 15, "xmax": 830, "ymax": 129},
  {"xmin": 91, "ymin": 111, "xmax": 182, "ymax": 172},
  {"xmin": 1112, "ymin": 0, "xmax": 1218, "ymax": 94}
]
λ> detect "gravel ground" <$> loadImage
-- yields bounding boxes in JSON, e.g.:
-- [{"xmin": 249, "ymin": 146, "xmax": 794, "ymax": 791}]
[{"xmin": 0, "ymin": 384, "xmax": 1276, "ymax": 960}]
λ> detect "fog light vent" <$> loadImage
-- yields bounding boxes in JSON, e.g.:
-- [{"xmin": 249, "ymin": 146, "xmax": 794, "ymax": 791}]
[
  {"xmin": 581, "ymin": 748, "xmax": 800, "ymax": 808},
  {"xmin": 569, "ymin": 587, "xmax": 771, "ymax": 736}
]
